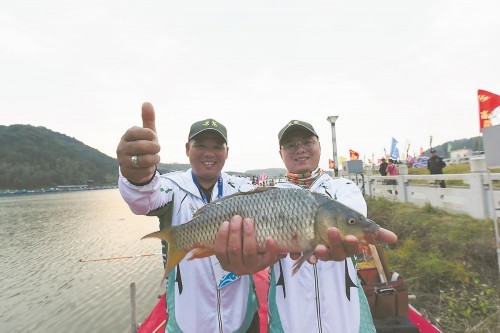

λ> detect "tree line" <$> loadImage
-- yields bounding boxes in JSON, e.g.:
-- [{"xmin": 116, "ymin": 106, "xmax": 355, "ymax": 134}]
[{"xmin": 0, "ymin": 125, "xmax": 118, "ymax": 189}]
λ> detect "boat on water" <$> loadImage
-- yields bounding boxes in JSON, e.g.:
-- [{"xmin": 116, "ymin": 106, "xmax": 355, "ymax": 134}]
[{"xmin": 134, "ymin": 266, "xmax": 441, "ymax": 333}]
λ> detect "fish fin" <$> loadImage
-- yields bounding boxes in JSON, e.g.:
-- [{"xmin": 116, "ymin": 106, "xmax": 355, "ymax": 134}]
[
  {"xmin": 291, "ymin": 247, "xmax": 316, "ymax": 275},
  {"xmin": 165, "ymin": 248, "xmax": 188, "ymax": 276},
  {"xmin": 244, "ymin": 186, "xmax": 278, "ymax": 193},
  {"xmin": 142, "ymin": 228, "xmax": 188, "ymax": 276},
  {"xmin": 188, "ymin": 247, "xmax": 214, "ymax": 259},
  {"xmin": 142, "ymin": 228, "xmax": 172, "ymax": 242},
  {"xmin": 192, "ymin": 186, "xmax": 279, "ymax": 218}
]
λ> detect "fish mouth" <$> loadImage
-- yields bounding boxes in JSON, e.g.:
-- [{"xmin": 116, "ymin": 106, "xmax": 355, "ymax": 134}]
[{"xmin": 364, "ymin": 220, "xmax": 380, "ymax": 237}]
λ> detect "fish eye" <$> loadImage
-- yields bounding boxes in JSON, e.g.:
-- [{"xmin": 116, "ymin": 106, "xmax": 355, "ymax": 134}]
[{"xmin": 348, "ymin": 218, "xmax": 356, "ymax": 225}]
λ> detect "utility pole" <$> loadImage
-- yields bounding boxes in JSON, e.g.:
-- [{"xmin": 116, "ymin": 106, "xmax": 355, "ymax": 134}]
[{"xmin": 326, "ymin": 116, "xmax": 339, "ymax": 177}]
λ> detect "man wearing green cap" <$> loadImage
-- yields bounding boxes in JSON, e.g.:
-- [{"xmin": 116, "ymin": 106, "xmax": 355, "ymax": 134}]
[
  {"xmin": 116, "ymin": 102, "xmax": 272, "ymax": 332},
  {"xmin": 215, "ymin": 119, "xmax": 397, "ymax": 332}
]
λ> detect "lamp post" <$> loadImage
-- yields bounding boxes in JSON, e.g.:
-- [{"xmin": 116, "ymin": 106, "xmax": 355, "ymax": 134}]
[{"xmin": 326, "ymin": 116, "xmax": 339, "ymax": 177}]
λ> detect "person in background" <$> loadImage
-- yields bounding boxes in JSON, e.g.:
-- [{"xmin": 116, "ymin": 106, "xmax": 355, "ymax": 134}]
[
  {"xmin": 427, "ymin": 149, "xmax": 446, "ymax": 188},
  {"xmin": 386, "ymin": 158, "xmax": 398, "ymax": 185},
  {"xmin": 116, "ymin": 102, "xmax": 276, "ymax": 332},
  {"xmin": 214, "ymin": 120, "xmax": 398, "ymax": 332},
  {"xmin": 379, "ymin": 157, "xmax": 388, "ymax": 176}
]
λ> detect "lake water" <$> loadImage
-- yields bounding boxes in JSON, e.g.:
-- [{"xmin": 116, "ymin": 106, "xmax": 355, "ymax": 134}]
[{"xmin": 0, "ymin": 189, "xmax": 165, "ymax": 333}]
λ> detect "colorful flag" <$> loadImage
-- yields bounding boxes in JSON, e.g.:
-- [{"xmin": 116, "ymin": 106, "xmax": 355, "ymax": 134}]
[
  {"xmin": 328, "ymin": 159, "xmax": 335, "ymax": 169},
  {"xmin": 412, "ymin": 156, "xmax": 429, "ymax": 168},
  {"xmin": 349, "ymin": 149, "xmax": 360, "ymax": 160},
  {"xmin": 390, "ymin": 138, "xmax": 399, "ymax": 160},
  {"xmin": 478, "ymin": 89, "xmax": 500, "ymax": 132}
]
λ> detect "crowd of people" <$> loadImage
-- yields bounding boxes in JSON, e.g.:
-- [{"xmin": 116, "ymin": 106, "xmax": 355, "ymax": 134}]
[{"xmin": 378, "ymin": 150, "xmax": 447, "ymax": 188}]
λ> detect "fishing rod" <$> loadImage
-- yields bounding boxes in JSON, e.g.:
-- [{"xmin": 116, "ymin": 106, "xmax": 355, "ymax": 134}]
[{"xmin": 79, "ymin": 253, "xmax": 162, "ymax": 263}]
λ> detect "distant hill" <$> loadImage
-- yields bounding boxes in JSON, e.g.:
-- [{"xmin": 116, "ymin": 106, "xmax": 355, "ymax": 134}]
[
  {"xmin": 421, "ymin": 136, "xmax": 483, "ymax": 158},
  {"xmin": 1, "ymin": 124, "xmax": 485, "ymax": 189},
  {"xmin": 0, "ymin": 125, "xmax": 284, "ymax": 190},
  {"xmin": 243, "ymin": 168, "xmax": 287, "ymax": 177},
  {"xmin": 0, "ymin": 125, "xmax": 119, "ymax": 189},
  {"xmin": 156, "ymin": 163, "xmax": 191, "ymax": 174},
  {"xmin": 157, "ymin": 164, "xmax": 287, "ymax": 178}
]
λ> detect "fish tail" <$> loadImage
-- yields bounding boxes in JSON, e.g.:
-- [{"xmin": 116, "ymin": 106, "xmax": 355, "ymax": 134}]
[{"xmin": 142, "ymin": 228, "xmax": 188, "ymax": 276}]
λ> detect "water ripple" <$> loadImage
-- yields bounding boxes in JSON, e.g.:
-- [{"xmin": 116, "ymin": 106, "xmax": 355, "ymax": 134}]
[{"xmin": 0, "ymin": 189, "xmax": 165, "ymax": 333}]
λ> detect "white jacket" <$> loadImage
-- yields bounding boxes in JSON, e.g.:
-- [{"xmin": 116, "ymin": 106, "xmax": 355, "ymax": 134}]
[
  {"xmin": 268, "ymin": 174, "xmax": 376, "ymax": 333},
  {"xmin": 119, "ymin": 169, "xmax": 258, "ymax": 333}
]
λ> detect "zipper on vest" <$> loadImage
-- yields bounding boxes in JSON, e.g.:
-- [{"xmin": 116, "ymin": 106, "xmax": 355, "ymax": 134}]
[
  {"xmin": 313, "ymin": 264, "xmax": 323, "ymax": 333},
  {"xmin": 217, "ymin": 288, "xmax": 223, "ymax": 333}
]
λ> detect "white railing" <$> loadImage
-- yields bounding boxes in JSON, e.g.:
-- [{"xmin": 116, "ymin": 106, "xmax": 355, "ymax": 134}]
[{"xmin": 349, "ymin": 173, "xmax": 500, "ymax": 219}]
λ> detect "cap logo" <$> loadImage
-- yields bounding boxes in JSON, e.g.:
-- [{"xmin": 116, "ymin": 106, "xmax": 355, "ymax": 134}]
[{"xmin": 203, "ymin": 120, "xmax": 219, "ymax": 127}]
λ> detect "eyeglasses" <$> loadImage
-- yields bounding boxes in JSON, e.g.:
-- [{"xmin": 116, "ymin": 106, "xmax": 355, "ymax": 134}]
[{"xmin": 281, "ymin": 139, "xmax": 318, "ymax": 154}]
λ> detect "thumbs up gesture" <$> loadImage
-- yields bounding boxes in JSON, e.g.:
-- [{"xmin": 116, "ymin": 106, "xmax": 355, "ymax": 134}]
[{"xmin": 116, "ymin": 102, "xmax": 161, "ymax": 184}]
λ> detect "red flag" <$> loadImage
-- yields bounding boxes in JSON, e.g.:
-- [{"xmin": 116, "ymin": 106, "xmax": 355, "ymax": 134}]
[
  {"xmin": 328, "ymin": 159, "xmax": 335, "ymax": 169},
  {"xmin": 349, "ymin": 149, "xmax": 359, "ymax": 160},
  {"xmin": 478, "ymin": 89, "xmax": 500, "ymax": 132}
]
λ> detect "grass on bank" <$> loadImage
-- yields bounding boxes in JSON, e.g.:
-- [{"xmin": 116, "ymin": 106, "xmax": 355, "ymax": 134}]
[
  {"xmin": 366, "ymin": 197, "xmax": 499, "ymax": 332},
  {"xmin": 404, "ymin": 162, "xmax": 500, "ymax": 175}
]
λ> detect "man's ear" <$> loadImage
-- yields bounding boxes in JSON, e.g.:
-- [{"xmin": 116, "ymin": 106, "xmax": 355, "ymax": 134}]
[{"xmin": 185, "ymin": 142, "xmax": 191, "ymax": 156}]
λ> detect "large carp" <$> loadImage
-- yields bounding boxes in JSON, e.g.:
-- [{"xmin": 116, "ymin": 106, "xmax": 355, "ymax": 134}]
[{"xmin": 143, "ymin": 187, "xmax": 379, "ymax": 275}]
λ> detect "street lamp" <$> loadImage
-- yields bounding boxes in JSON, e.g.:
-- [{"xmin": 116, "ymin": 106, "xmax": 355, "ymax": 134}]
[{"xmin": 326, "ymin": 116, "xmax": 339, "ymax": 177}]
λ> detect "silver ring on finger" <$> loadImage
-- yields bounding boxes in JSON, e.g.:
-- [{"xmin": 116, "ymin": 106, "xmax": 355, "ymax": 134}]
[{"xmin": 131, "ymin": 155, "xmax": 139, "ymax": 168}]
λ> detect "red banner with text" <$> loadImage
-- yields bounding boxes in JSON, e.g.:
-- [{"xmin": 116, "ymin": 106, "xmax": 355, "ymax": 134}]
[{"xmin": 478, "ymin": 89, "xmax": 500, "ymax": 132}]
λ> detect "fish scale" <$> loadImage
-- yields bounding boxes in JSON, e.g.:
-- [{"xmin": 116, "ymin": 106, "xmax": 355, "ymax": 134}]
[{"xmin": 142, "ymin": 187, "xmax": 379, "ymax": 276}]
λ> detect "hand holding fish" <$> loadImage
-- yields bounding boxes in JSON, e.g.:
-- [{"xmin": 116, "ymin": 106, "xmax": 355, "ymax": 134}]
[
  {"xmin": 304, "ymin": 226, "xmax": 397, "ymax": 263},
  {"xmin": 214, "ymin": 216, "xmax": 286, "ymax": 276},
  {"xmin": 216, "ymin": 218, "xmax": 397, "ymax": 273},
  {"xmin": 116, "ymin": 102, "xmax": 161, "ymax": 184}
]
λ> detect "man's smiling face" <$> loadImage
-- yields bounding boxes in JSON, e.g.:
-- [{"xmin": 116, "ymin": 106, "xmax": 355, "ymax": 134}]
[
  {"xmin": 186, "ymin": 131, "xmax": 228, "ymax": 188},
  {"xmin": 279, "ymin": 128, "xmax": 321, "ymax": 174}
]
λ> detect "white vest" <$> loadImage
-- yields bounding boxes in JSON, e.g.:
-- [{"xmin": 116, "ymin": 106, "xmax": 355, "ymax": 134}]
[
  {"xmin": 119, "ymin": 169, "xmax": 258, "ymax": 333},
  {"xmin": 268, "ymin": 174, "xmax": 376, "ymax": 333}
]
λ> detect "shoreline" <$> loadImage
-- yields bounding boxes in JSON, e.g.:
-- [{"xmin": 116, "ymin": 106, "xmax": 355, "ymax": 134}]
[{"xmin": 0, "ymin": 186, "xmax": 118, "ymax": 196}]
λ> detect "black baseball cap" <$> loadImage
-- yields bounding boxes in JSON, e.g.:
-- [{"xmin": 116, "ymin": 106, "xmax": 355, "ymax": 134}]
[
  {"xmin": 430, "ymin": 149, "xmax": 436, "ymax": 153},
  {"xmin": 278, "ymin": 120, "xmax": 318, "ymax": 145},
  {"xmin": 188, "ymin": 119, "xmax": 227, "ymax": 143}
]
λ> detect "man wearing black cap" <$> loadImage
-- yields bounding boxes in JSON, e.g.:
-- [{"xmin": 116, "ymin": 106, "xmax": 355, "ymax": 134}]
[
  {"xmin": 379, "ymin": 157, "xmax": 388, "ymax": 176},
  {"xmin": 268, "ymin": 119, "xmax": 377, "ymax": 332},
  {"xmin": 427, "ymin": 149, "xmax": 446, "ymax": 188},
  {"xmin": 215, "ymin": 119, "xmax": 397, "ymax": 332},
  {"xmin": 116, "ymin": 102, "xmax": 264, "ymax": 332}
]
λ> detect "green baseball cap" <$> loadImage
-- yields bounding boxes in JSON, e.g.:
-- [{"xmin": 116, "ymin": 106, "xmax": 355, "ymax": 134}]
[
  {"xmin": 278, "ymin": 120, "xmax": 318, "ymax": 145},
  {"xmin": 188, "ymin": 118, "xmax": 227, "ymax": 143}
]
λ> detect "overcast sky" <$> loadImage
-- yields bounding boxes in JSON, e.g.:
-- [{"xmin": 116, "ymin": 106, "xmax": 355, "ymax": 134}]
[{"xmin": 2, "ymin": 1, "xmax": 499, "ymax": 172}]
